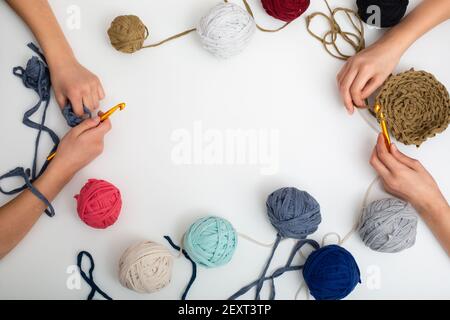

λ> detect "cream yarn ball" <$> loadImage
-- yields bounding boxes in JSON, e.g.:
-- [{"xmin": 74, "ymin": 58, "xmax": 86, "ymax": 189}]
[
  {"xmin": 119, "ymin": 241, "xmax": 174, "ymax": 293},
  {"xmin": 197, "ymin": 2, "xmax": 256, "ymax": 59}
]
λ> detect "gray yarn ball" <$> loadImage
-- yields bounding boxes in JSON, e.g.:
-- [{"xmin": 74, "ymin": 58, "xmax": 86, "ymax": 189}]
[
  {"xmin": 197, "ymin": 2, "xmax": 256, "ymax": 59},
  {"xmin": 266, "ymin": 187, "xmax": 321, "ymax": 239},
  {"xmin": 358, "ymin": 198, "xmax": 418, "ymax": 253}
]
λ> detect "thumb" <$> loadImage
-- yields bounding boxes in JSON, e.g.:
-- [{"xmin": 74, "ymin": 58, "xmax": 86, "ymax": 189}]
[{"xmin": 72, "ymin": 116, "xmax": 101, "ymax": 136}]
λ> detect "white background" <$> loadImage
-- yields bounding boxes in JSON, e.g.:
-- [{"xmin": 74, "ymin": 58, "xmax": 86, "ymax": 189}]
[{"xmin": 0, "ymin": 0, "xmax": 449, "ymax": 300}]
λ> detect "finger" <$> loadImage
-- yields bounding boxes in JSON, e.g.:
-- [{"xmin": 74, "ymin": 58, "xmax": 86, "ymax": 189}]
[
  {"xmin": 90, "ymin": 86, "xmax": 100, "ymax": 110},
  {"xmin": 71, "ymin": 117, "xmax": 101, "ymax": 136},
  {"xmin": 82, "ymin": 93, "xmax": 94, "ymax": 113},
  {"xmin": 361, "ymin": 76, "xmax": 384, "ymax": 100},
  {"xmin": 89, "ymin": 118, "xmax": 112, "ymax": 137},
  {"xmin": 68, "ymin": 93, "xmax": 84, "ymax": 117},
  {"xmin": 369, "ymin": 148, "xmax": 390, "ymax": 179},
  {"xmin": 375, "ymin": 134, "xmax": 402, "ymax": 172},
  {"xmin": 337, "ymin": 61, "xmax": 350, "ymax": 84},
  {"xmin": 97, "ymin": 83, "xmax": 105, "ymax": 100},
  {"xmin": 350, "ymin": 71, "xmax": 371, "ymax": 108},
  {"xmin": 339, "ymin": 68, "xmax": 358, "ymax": 115},
  {"xmin": 390, "ymin": 144, "xmax": 421, "ymax": 170},
  {"xmin": 55, "ymin": 93, "xmax": 67, "ymax": 110}
]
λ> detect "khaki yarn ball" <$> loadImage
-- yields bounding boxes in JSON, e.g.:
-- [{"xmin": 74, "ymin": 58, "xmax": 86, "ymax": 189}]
[
  {"xmin": 119, "ymin": 241, "xmax": 174, "ymax": 294},
  {"xmin": 108, "ymin": 15, "xmax": 148, "ymax": 54},
  {"xmin": 376, "ymin": 69, "xmax": 450, "ymax": 146}
]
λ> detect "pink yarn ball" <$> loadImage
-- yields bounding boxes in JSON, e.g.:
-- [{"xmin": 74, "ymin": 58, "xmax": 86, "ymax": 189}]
[{"xmin": 74, "ymin": 179, "xmax": 122, "ymax": 229}]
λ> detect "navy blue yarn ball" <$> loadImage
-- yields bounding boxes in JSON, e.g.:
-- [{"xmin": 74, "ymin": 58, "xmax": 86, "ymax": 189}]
[
  {"xmin": 266, "ymin": 187, "xmax": 321, "ymax": 239},
  {"xmin": 303, "ymin": 245, "xmax": 361, "ymax": 300}
]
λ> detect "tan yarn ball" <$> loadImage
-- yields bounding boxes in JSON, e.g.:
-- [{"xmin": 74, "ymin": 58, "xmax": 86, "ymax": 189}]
[
  {"xmin": 376, "ymin": 69, "xmax": 450, "ymax": 146},
  {"xmin": 119, "ymin": 241, "xmax": 174, "ymax": 293},
  {"xmin": 107, "ymin": 15, "xmax": 148, "ymax": 53}
]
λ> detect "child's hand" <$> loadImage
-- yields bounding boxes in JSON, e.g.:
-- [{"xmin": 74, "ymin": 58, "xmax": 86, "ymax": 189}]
[
  {"xmin": 369, "ymin": 134, "xmax": 447, "ymax": 215},
  {"xmin": 337, "ymin": 41, "xmax": 402, "ymax": 114},
  {"xmin": 50, "ymin": 58, "xmax": 105, "ymax": 116},
  {"xmin": 49, "ymin": 116, "xmax": 111, "ymax": 177}
]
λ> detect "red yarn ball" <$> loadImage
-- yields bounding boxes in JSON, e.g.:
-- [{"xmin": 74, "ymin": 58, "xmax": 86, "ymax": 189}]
[
  {"xmin": 261, "ymin": 0, "xmax": 310, "ymax": 22},
  {"xmin": 74, "ymin": 179, "xmax": 122, "ymax": 229}
]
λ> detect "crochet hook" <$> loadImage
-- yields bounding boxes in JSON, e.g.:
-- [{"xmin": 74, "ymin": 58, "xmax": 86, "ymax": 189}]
[
  {"xmin": 374, "ymin": 102, "xmax": 391, "ymax": 149},
  {"xmin": 47, "ymin": 102, "xmax": 126, "ymax": 161}
]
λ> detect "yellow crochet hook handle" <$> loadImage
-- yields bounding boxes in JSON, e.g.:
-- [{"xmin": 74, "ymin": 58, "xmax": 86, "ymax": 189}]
[
  {"xmin": 374, "ymin": 103, "xmax": 391, "ymax": 150},
  {"xmin": 47, "ymin": 102, "xmax": 126, "ymax": 161}
]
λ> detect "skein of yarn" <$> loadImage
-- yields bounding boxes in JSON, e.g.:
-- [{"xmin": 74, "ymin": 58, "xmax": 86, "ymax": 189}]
[
  {"xmin": 74, "ymin": 179, "xmax": 122, "ymax": 229},
  {"xmin": 261, "ymin": 0, "xmax": 310, "ymax": 22},
  {"xmin": 231, "ymin": 187, "xmax": 321, "ymax": 300},
  {"xmin": 197, "ymin": 2, "xmax": 256, "ymax": 59},
  {"xmin": 303, "ymin": 245, "xmax": 361, "ymax": 300},
  {"xmin": 266, "ymin": 187, "xmax": 322, "ymax": 239},
  {"xmin": 107, "ymin": 15, "xmax": 196, "ymax": 54},
  {"xmin": 119, "ymin": 241, "xmax": 174, "ymax": 293},
  {"xmin": 183, "ymin": 216, "xmax": 238, "ymax": 268},
  {"xmin": 358, "ymin": 198, "xmax": 418, "ymax": 253},
  {"xmin": 376, "ymin": 69, "xmax": 450, "ymax": 147},
  {"xmin": 357, "ymin": 0, "xmax": 409, "ymax": 28}
]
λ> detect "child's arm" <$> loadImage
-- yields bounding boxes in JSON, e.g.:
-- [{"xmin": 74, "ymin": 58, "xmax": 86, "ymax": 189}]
[
  {"xmin": 0, "ymin": 117, "xmax": 111, "ymax": 259},
  {"xmin": 6, "ymin": 0, "xmax": 105, "ymax": 115},
  {"xmin": 337, "ymin": 0, "xmax": 450, "ymax": 114},
  {"xmin": 370, "ymin": 134, "xmax": 450, "ymax": 256}
]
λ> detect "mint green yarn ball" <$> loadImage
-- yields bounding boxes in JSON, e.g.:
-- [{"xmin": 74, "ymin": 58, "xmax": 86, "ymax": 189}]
[{"xmin": 183, "ymin": 216, "xmax": 237, "ymax": 268}]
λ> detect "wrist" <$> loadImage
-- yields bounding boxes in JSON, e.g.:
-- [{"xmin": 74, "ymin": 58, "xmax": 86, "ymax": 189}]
[
  {"xmin": 414, "ymin": 196, "xmax": 449, "ymax": 219},
  {"xmin": 45, "ymin": 44, "xmax": 77, "ymax": 70},
  {"xmin": 46, "ymin": 159, "xmax": 77, "ymax": 183}
]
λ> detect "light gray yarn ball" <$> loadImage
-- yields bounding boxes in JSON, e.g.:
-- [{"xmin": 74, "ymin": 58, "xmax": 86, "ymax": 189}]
[
  {"xmin": 119, "ymin": 241, "xmax": 173, "ymax": 293},
  {"xmin": 358, "ymin": 198, "xmax": 418, "ymax": 253},
  {"xmin": 197, "ymin": 2, "xmax": 256, "ymax": 59}
]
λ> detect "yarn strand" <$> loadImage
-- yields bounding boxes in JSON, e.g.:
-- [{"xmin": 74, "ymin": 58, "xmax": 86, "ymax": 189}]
[
  {"xmin": 306, "ymin": 0, "xmax": 365, "ymax": 60},
  {"xmin": 77, "ymin": 251, "xmax": 112, "ymax": 300},
  {"xmin": 142, "ymin": 27, "xmax": 197, "ymax": 48},
  {"xmin": 226, "ymin": 0, "xmax": 291, "ymax": 33},
  {"xmin": 164, "ymin": 235, "xmax": 197, "ymax": 300},
  {"xmin": 237, "ymin": 232, "xmax": 276, "ymax": 247}
]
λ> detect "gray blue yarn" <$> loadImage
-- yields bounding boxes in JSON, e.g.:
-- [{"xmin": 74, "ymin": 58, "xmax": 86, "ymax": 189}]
[
  {"xmin": 358, "ymin": 198, "xmax": 418, "ymax": 253},
  {"xmin": 0, "ymin": 43, "xmax": 89, "ymax": 216},
  {"xmin": 62, "ymin": 104, "xmax": 91, "ymax": 127},
  {"xmin": 232, "ymin": 187, "xmax": 322, "ymax": 300}
]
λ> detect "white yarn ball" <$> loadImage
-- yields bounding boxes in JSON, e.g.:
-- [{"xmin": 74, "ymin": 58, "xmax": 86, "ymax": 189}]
[
  {"xmin": 119, "ymin": 241, "xmax": 174, "ymax": 294},
  {"xmin": 197, "ymin": 2, "xmax": 256, "ymax": 59}
]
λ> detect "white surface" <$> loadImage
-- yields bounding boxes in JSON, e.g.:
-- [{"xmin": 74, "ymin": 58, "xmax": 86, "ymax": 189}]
[{"xmin": 0, "ymin": 0, "xmax": 449, "ymax": 300}]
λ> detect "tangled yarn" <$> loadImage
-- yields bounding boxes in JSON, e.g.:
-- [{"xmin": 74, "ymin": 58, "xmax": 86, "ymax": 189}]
[
  {"xmin": 197, "ymin": 2, "xmax": 256, "ymax": 59},
  {"xmin": 376, "ymin": 69, "xmax": 450, "ymax": 147},
  {"xmin": 303, "ymin": 245, "xmax": 361, "ymax": 300},
  {"xmin": 74, "ymin": 179, "xmax": 122, "ymax": 229},
  {"xmin": 119, "ymin": 241, "xmax": 174, "ymax": 293},
  {"xmin": 183, "ymin": 216, "xmax": 237, "ymax": 267},
  {"xmin": 0, "ymin": 43, "xmax": 59, "ymax": 217},
  {"xmin": 108, "ymin": 15, "xmax": 148, "ymax": 53},
  {"xmin": 262, "ymin": 0, "xmax": 310, "ymax": 22},
  {"xmin": 358, "ymin": 198, "xmax": 418, "ymax": 253},
  {"xmin": 266, "ymin": 187, "xmax": 322, "ymax": 239},
  {"xmin": 306, "ymin": 0, "xmax": 365, "ymax": 60},
  {"xmin": 357, "ymin": 0, "xmax": 409, "ymax": 28}
]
